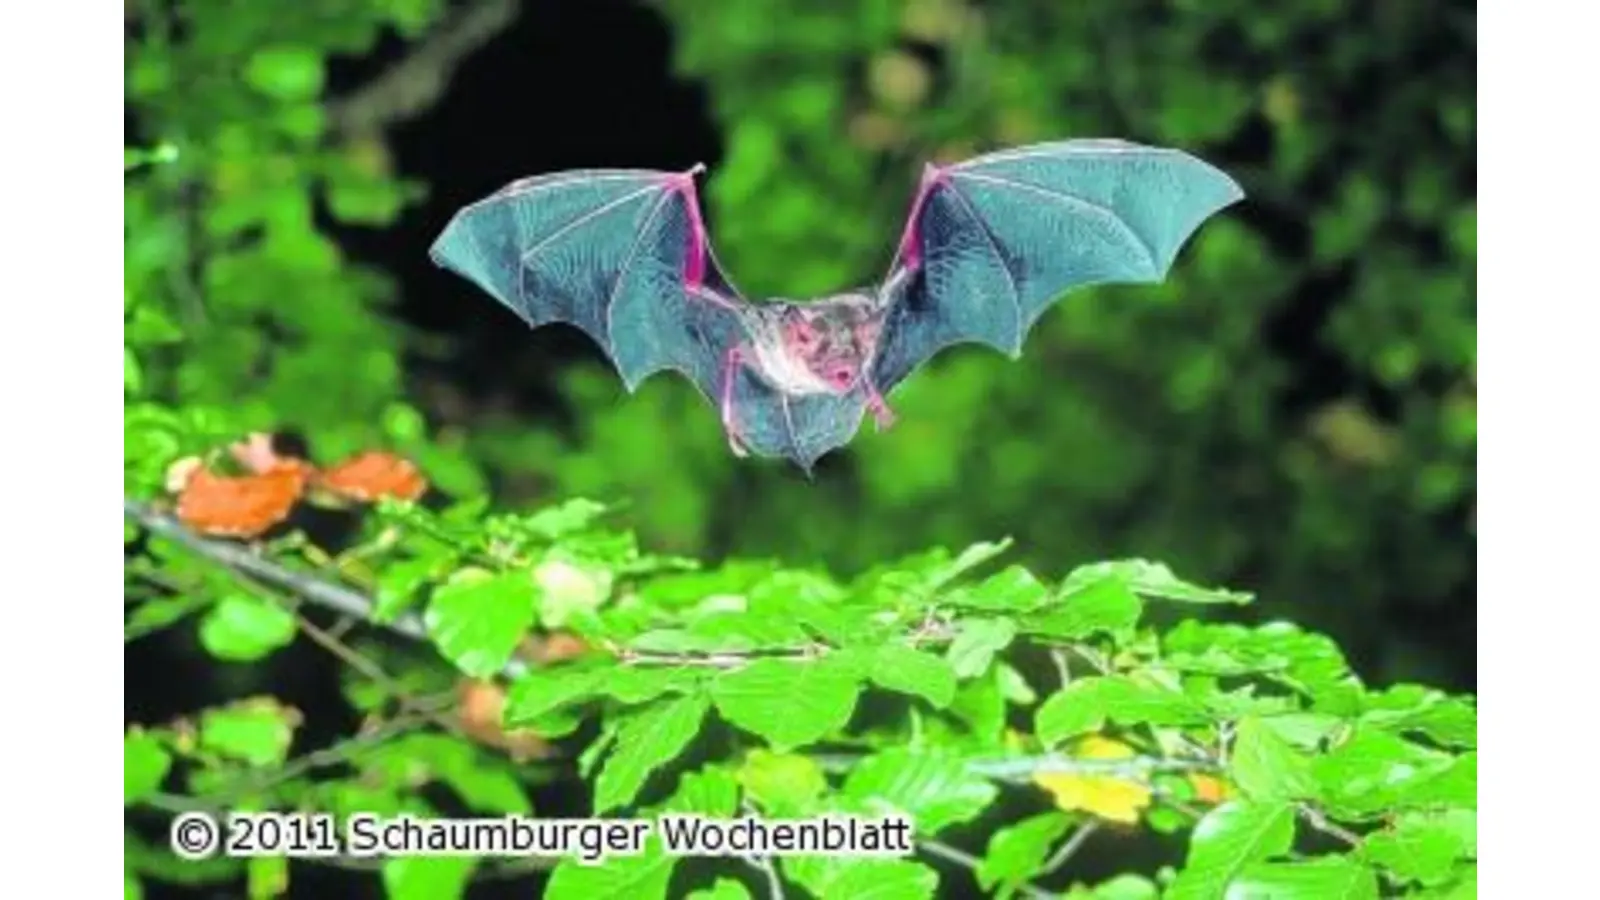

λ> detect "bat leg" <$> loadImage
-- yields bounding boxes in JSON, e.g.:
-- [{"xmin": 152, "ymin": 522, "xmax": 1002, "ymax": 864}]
[
  {"xmin": 720, "ymin": 345, "xmax": 752, "ymax": 457},
  {"xmin": 864, "ymin": 379, "xmax": 897, "ymax": 432}
]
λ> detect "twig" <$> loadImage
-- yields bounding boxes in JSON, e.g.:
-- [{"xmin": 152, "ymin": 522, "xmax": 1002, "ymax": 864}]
[
  {"xmin": 123, "ymin": 499, "xmax": 528, "ymax": 677},
  {"xmin": 967, "ymin": 754, "xmax": 1218, "ymax": 782},
  {"xmin": 918, "ymin": 839, "xmax": 1059, "ymax": 900},
  {"xmin": 1039, "ymin": 821, "xmax": 1098, "ymax": 878},
  {"xmin": 323, "ymin": 0, "xmax": 520, "ymax": 136},
  {"xmin": 1297, "ymin": 803, "xmax": 1364, "ymax": 847},
  {"xmin": 124, "ymin": 499, "xmax": 428, "ymax": 639}
]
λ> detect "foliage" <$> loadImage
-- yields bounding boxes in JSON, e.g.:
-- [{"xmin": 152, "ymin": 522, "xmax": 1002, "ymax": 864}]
[{"xmin": 125, "ymin": 495, "xmax": 1476, "ymax": 898}]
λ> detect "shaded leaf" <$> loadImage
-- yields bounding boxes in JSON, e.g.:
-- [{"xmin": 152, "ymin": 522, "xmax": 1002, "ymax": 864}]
[
  {"xmin": 737, "ymin": 749, "xmax": 828, "ymax": 816},
  {"xmin": 1036, "ymin": 676, "xmax": 1205, "ymax": 745},
  {"xmin": 843, "ymin": 747, "xmax": 998, "ymax": 834},
  {"xmin": 381, "ymin": 857, "xmax": 476, "ymax": 900},
  {"xmin": 1359, "ymin": 810, "xmax": 1475, "ymax": 886},
  {"xmin": 1229, "ymin": 716, "xmax": 1316, "ymax": 801},
  {"xmin": 946, "ymin": 618, "xmax": 1017, "ymax": 679},
  {"xmin": 977, "ymin": 812, "xmax": 1073, "ymax": 890},
  {"xmin": 200, "ymin": 698, "xmax": 298, "ymax": 767},
  {"xmin": 595, "ymin": 694, "xmax": 710, "ymax": 811},
  {"xmin": 1165, "ymin": 801, "xmax": 1296, "ymax": 900},
  {"xmin": 124, "ymin": 731, "xmax": 171, "ymax": 804},
  {"xmin": 1228, "ymin": 855, "xmax": 1379, "ymax": 899},
  {"xmin": 868, "ymin": 644, "xmax": 957, "ymax": 708},
  {"xmin": 198, "ymin": 595, "xmax": 297, "ymax": 662}
]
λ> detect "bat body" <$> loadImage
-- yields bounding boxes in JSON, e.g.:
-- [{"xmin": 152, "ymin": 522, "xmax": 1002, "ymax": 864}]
[{"xmin": 430, "ymin": 140, "xmax": 1244, "ymax": 471}]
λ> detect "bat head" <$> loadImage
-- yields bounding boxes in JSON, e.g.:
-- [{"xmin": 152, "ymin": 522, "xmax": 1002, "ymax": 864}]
[{"xmin": 778, "ymin": 296, "xmax": 883, "ymax": 395}]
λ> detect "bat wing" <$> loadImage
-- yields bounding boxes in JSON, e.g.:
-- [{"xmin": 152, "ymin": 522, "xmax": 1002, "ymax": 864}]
[
  {"xmin": 872, "ymin": 139, "xmax": 1244, "ymax": 393},
  {"xmin": 429, "ymin": 166, "xmax": 750, "ymax": 407}
]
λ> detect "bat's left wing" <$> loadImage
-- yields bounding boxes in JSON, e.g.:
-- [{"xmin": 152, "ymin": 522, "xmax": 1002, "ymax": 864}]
[{"xmin": 871, "ymin": 140, "xmax": 1244, "ymax": 395}]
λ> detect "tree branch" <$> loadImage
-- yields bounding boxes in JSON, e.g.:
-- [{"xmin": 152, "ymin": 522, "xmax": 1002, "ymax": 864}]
[
  {"xmin": 919, "ymin": 839, "xmax": 1060, "ymax": 900},
  {"xmin": 125, "ymin": 497, "xmax": 430, "ymax": 638},
  {"xmin": 323, "ymin": 0, "xmax": 520, "ymax": 136}
]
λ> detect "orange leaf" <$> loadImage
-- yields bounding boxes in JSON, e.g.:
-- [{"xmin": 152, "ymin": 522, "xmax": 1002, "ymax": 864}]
[
  {"xmin": 176, "ymin": 466, "xmax": 308, "ymax": 539},
  {"xmin": 316, "ymin": 451, "xmax": 427, "ymax": 502},
  {"xmin": 1188, "ymin": 773, "xmax": 1232, "ymax": 804},
  {"xmin": 1032, "ymin": 735, "xmax": 1152, "ymax": 825}
]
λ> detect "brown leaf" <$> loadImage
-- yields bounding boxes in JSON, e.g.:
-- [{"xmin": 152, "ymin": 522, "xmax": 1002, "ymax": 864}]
[
  {"xmin": 176, "ymin": 466, "xmax": 309, "ymax": 539},
  {"xmin": 316, "ymin": 451, "xmax": 428, "ymax": 502}
]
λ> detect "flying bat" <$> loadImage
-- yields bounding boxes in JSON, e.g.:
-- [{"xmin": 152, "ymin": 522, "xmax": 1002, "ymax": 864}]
[{"xmin": 429, "ymin": 140, "xmax": 1243, "ymax": 471}]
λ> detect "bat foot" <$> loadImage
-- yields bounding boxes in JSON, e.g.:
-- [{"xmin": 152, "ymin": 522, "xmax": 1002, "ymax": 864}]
[
  {"xmin": 867, "ymin": 397, "xmax": 898, "ymax": 432},
  {"xmin": 725, "ymin": 429, "xmax": 751, "ymax": 458}
]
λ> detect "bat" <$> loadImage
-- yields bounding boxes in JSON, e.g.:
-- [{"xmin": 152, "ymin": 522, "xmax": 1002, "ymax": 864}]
[{"xmin": 428, "ymin": 140, "xmax": 1243, "ymax": 472}]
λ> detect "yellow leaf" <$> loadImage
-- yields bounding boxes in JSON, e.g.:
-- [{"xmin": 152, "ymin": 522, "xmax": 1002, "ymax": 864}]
[{"xmin": 1031, "ymin": 736, "xmax": 1152, "ymax": 824}]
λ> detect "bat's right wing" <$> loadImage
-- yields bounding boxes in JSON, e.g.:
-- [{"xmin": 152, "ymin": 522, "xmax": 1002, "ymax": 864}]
[
  {"xmin": 429, "ymin": 167, "xmax": 751, "ymax": 410},
  {"xmin": 871, "ymin": 140, "xmax": 1244, "ymax": 395}
]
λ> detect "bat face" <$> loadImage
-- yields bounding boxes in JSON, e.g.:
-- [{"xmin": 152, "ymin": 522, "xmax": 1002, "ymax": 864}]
[{"xmin": 775, "ymin": 296, "xmax": 882, "ymax": 396}]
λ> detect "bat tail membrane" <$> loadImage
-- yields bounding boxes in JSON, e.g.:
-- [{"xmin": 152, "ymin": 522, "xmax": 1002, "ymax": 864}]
[{"xmin": 429, "ymin": 167, "xmax": 744, "ymax": 395}]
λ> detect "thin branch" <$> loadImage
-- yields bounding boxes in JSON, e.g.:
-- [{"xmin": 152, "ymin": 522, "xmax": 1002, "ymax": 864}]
[
  {"xmin": 1039, "ymin": 821, "xmax": 1098, "ymax": 878},
  {"xmin": 919, "ymin": 839, "xmax": 1059, "ymax": 900},
  {"xmin": 323, "ymin": 0, "xmax": 520, "ymax": 136},
  {"xmin": 123, "ymin": 499, "xmax": 530, "ymax": 678},
  {"xmin": 124, "ymin": 499, "xmax": 427, "ymax": 638},
  {"xmin": 1297, "ymin": 803, "xmax": 1364, "ymax": 847},
  {"xmin": 967, "ymin": 754, "xmax": 1218, "ymax": 782}
]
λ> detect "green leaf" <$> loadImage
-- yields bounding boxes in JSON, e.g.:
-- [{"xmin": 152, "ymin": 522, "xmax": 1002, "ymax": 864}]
[
  {"xmin": 247, "ymin": 856, "xmax": 288, "ymax": 899},
  {"xmin": 659, "ymin": 764, "xmax": 741, "ymax": 816},
  {"xmin": 373, "ymin": 555, "xmax": 451, "ymax": 623},
  {"xmin": 688, "ymin": 879, "xmax": 753, "ymax": 900},
  {"xmin": 382, "ymin": 857, "xmax": 475, "ymax": 900},
  {"xmin": 200, "ymin": 699, "xmax": 297, "ymax": 767},
  {"xmin": 712, "ymin": 656, "xmax": 861, "ymax": 750},
  {"xmin": 785, "ymin": 857, "xmax": 938, "ymax": 900},
  {"xmin": 1165, "ymin": 801, "xmax": 1296, "ymax": 900},
  {"xmin": 737, "ymin": 749, "xmax": 828, "ymax": 816},
  {"xmin": 825, "ymin": 859, "xmax": 939, "ymax": 899},
  {"xmin": 520, "ymin": 498, "xmax": 610, "ymax": 539},
  {"xmin": 977, "ymin": 812, "xmax": 1073, "ymax": 890},
  {"xmin": 842, "ymin": 748, "xmax": 998, "ymax": 834},
  {"xmin": 1035, "ymin": 676, "xmax": 1205, "ymax": 745},
  {"xmin": 503, "ymin": 664, "xmax": 601, "ymax": 726},
  {"xmin": 1359, "ymin": 811, "xmax": 1475, "ymax": 886},
  {"xmin": 1228, "ymin": 855, "xmax": 1379, "ymax": 899},
  {"xmin": 603, "ymin": 665, "xmax": 707, "ymax": 704},
  {"xmin": 124, "ymin": 347, "xmax": 143, "ymax": 394},
  {"xmin": 1078, "ymin": 873, "xmax": 1159, "ymax": 899},
  {"xmin": 124, "ymin": 731, "xmax": 171, "ymax": 804},
  {"xmin": 1062, "ymin": 560, "xmax": 1252, "ymax": 605},
  {"xmin": 1312, "ymin": 729, "xmax": 1460, "ymax": 818},
  {"xmin": 1360, "ymin": 685, "xmax": 1476, "ymax": 749},
  {"xmin": 955, "ymin": 565, "xmax": 1050, "ymax": 611},
  {"xmin": 1229, "ymin": 716, "xmax": 1316, "ymax": 801},
  {"xmin": 945, "ymin": 617, "xmax": 1017, "ymax": 679},
  {"xmin": 424, "ymin": 569, "xmax": 538, "ymax": 678},
  {"xmin": 868, "ymin": 644, "xmax": 957, "ymax": 708},
  {"xmin": 595, "ymin": 694, "xmax": 710, "ymax": 811},
  {"xmin": 125, "ymin": 872, "xmax": 142, "ymax": 900},
  {"xmin": 545, "ymin": 844, "xmax": 674, "ymax": 900},
  {"xmin": 357, "ymin": 734, "xmax": 530, "ymax": 815},
  {"xmin": 197, "ymin": 595, "xmax": 297, "ymax": 662},
  {"xmin": 244, "ymin": 46, "xmax": 325, "ymax": 100},
  {"xmin": 1024, "ymin": 575, "xmax": 1143, "ymax": 641}
]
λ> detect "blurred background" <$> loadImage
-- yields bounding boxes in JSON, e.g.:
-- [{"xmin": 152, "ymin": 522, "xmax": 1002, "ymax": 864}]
[{"xmin": 125, "ymin": 0, "xmax": 1475, "ymax": 785}]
